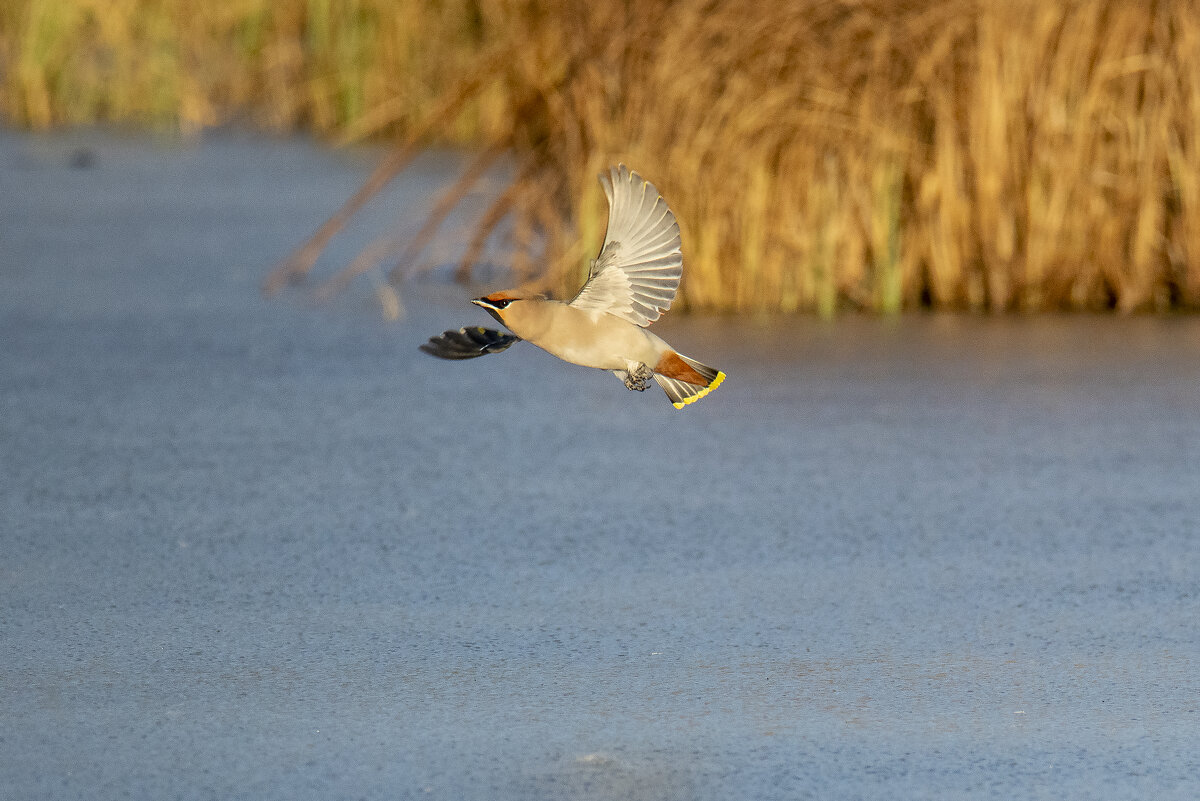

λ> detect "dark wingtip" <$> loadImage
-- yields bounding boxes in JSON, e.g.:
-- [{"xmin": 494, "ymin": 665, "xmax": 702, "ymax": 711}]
[{"xmin": 419, "ymin": 327, "xmax": 520, "ymax": 360}]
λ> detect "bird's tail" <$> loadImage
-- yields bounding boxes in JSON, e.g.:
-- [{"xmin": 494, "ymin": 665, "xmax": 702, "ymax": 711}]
[{"xmin": 653, "ymin": 352, "xmax": 725, "ymax": 409}]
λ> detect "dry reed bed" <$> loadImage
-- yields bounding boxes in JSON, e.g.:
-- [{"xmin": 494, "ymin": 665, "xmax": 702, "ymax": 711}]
[
  {"xmin": 0, "ymin": 0, "xmax": 503, "ymax": 138},
  {"xmin": 6, "ymin": 0, "xmax": 1200, "ymax": 313}
]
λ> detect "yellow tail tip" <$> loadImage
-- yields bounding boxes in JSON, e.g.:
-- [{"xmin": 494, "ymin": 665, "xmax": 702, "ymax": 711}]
[{"xmin": 671, "ymin": 370, "xmax": 726, "ymax": 409}]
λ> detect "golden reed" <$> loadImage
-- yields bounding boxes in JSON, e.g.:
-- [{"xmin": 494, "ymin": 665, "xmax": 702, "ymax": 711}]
[{"xmin": 7, "ymin": 0, "xmax": 1200, "ymax": 313}]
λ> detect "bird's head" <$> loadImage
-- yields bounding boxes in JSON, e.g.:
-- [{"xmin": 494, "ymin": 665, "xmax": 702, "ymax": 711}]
[{"xmin": 471, "ymin": 291, "xmax": 522, "ymax": 324}]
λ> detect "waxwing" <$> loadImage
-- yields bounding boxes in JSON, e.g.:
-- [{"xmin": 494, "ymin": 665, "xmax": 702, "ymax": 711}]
[{"xmin": 422, "ymin": 164, "xmax": 724, "ymax": 409}]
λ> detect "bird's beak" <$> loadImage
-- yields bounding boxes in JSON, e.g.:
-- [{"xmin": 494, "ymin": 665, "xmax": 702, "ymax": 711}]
[{"xmin": 472, "ymin": 297, "xmax": 506, "ymax": 323}]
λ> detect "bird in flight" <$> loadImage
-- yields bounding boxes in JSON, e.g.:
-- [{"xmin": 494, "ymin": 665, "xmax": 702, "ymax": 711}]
[{"xmin": 421, "ymin": 164, "xmax": 725, "ymax": 409}]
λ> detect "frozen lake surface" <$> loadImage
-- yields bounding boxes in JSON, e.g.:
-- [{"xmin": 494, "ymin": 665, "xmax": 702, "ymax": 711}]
[{"xmin": 3, "ymin": 129, "xmax": 1200, "ymax": 799}]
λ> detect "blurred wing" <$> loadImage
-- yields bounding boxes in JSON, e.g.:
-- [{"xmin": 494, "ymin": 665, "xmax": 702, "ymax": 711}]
[
  {"xmin": 569, "ymin": 164, "xmax": 682, "ymax": 327},
  {"xmin": 419, "ymin": 327, "xmax": 520, "ymax": 360}
]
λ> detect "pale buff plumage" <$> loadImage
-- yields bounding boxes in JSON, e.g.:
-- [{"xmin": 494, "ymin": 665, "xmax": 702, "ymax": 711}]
[
  {"xmin": 421, "ymin": 165, "xmax": 724, "ymax": 408},
  {"xmin": 473, "ymin": 298, "xmax": 668, "ymax": 372}
]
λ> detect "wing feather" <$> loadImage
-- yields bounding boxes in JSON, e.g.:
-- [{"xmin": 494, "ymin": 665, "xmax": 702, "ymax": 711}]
[
  {"xmin": 419, "ymin": 327, "xmax": 520, "ymax": 359},
  {"xmin": 569, "ymin": 164, "xmax": 683, "ymax": 327}
]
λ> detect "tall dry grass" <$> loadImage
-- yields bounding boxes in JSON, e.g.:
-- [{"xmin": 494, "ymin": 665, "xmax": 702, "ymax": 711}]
[
  {"xmin": 0, "ymin": 0, "xmax": 505, "ymax": 139},
  {"xmin": 6, "ymin": 0, "xmax": 1200, "ymax": 313},
  {"xmin": 424, "ymin": 0, "xmax": 1200, "ymax": 314}
]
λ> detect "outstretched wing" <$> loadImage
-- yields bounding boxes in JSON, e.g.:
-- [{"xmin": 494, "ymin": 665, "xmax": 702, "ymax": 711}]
[
  {"xmin": 568, "ymin": 164, "xmax": 682, "ymax": 327},
  {"xmin": 419, "ymin": 327, "xmax": 520, "ymax": 360}
]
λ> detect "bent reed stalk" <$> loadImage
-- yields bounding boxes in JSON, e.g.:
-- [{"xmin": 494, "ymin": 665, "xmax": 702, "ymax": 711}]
[{"xmin": 6, "ymin": 0, "xmax": 1200, "ymax": 313}]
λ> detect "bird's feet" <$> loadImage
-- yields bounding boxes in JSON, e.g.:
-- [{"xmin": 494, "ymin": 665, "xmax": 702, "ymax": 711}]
[{"xmin": 623, "ymin": 363, "xmax": 654, "ymax": 392}]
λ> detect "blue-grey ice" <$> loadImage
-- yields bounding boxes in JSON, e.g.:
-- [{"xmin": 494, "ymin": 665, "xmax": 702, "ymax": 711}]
[{"xmin": 2, "ymin": 129, "xmax": 1199, "ymax": 800}]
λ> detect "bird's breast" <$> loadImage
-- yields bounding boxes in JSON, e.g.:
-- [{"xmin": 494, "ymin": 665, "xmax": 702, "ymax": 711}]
[{"xmin": 522, "ymin": 304, "xmax": 664, "ymax": 370}]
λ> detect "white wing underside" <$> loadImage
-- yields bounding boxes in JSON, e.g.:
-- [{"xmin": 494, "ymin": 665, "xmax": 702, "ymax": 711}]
[{"xmin": 568, "ymin": 164, "xmax": 683, "ymax": 327}]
